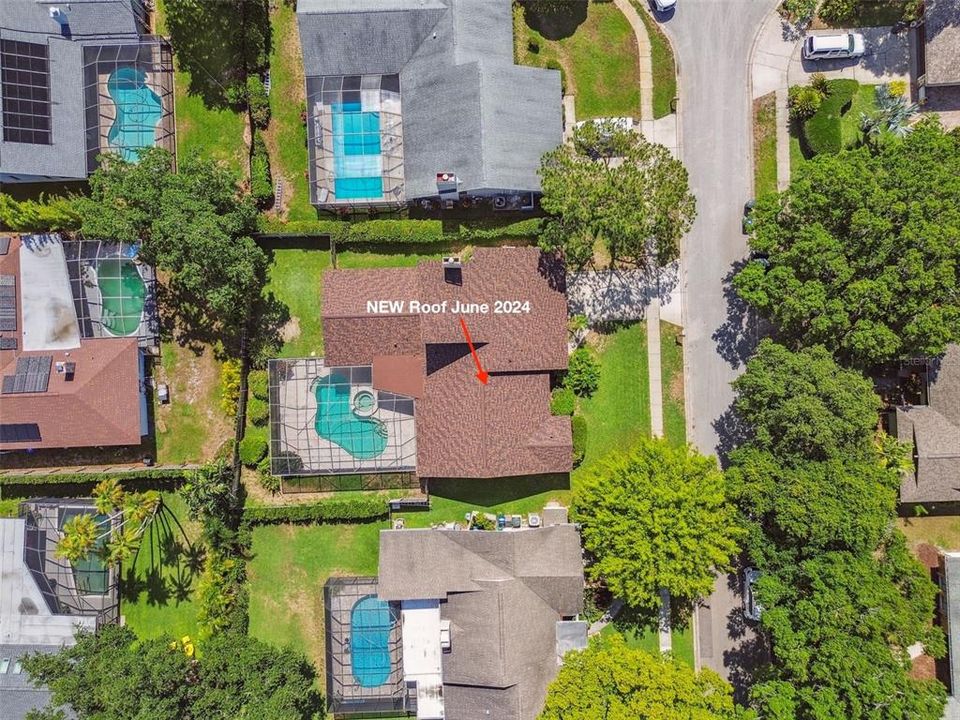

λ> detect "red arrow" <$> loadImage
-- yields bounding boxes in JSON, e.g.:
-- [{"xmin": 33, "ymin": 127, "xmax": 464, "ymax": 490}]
[{"xmin": 459, "ymin": 316, "xmax": 489, "ymax": 385}]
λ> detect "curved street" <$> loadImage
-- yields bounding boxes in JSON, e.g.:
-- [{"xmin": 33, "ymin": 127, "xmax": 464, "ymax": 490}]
[{"xmin": 657, "ymin": 0, "xmax": 779, "ymax": 692}]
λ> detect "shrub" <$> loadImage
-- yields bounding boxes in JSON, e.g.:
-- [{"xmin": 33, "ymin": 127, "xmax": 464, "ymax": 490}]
[
  {"xmin": 545, "ymin": 59, "xmax": 567, "ymax": 94},
  {"xmin": 551, "ymin": 387, "xmax": 576, "ymax": 416},
  {"xmin": 256, "ymin": 457, "xmax": 280, "ymax": 494},
  {"xmin": 788, "ymin": 85, "xmax": 822, "ymax": 122},
  {"xmin": 528, "ymin": 39, "xmax": 540, "ymax": 54},
  {"xmin": 471, "ymin": 512, "xmax": 495, "ymax": 531},
  {"xmin": 810, "ymin": 72, "xmax": 830, "ymax": 97},
  {"xmin": 819, "ymin": 0, "xmax": 857, "ymax": 24},
  {"xmin": 247, "ymin": 396, "xmax": 269, "ymax": 426},
  {"xmin": 257, "ymin": 217, "xmax": 543, "ymax": 245},
  {"xmin": 250, "ymin": 131, "xmax": 273, "ymax": 210},
  {"xmin": 196, "ymin": 549, "xmax": 248, "ymax": 639},
  {"xmin": 572, "ymin": 415, "xmax": 587, "ymax": 467},
  {"xmin": 241, "ymin": 496, "xmax": 388, "ymax": 525},
  {"xmin": 803, "ymin": 79, "xmax": 859, "ymax": 155},
  {"xmin": 247, "ymin": 75, "xmax": 271, "ymax": 129},
  {"xmin": 220, "ymin": 360, "xmax": 242, "ymax": 416},
  {"xmin": 239, "ymin": 435, "xmax": 268, "ymax": 468},
  {"xmin": 248, "ymin": 369, "xmax": 269, "ymax": 401},
  {"xmin": 781, "ymin": 0, "xmax": 818, "ymax": 21},
  {"xmin": 888, "ymin": 79, "xmax": 908, "ymax": 98},
  {"xmin": 566, "ymin": 348, "xmax": 600, "ymax": 397},
  {"xmin": 568, "ymin": 314, "xmax": 589, "ymax": 333},
  {"xmin": 0, "ymin": 193, "xmax": 81, "ymax": 232}
]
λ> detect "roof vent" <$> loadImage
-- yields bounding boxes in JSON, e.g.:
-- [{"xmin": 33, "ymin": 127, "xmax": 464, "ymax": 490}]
[
  {"xmin": 56, "ymin": 361, "xmax": 76, "ymax": 380},
  {"xmin": 442, "ymin": 257, "xmax": 462, "ymax": 286}
]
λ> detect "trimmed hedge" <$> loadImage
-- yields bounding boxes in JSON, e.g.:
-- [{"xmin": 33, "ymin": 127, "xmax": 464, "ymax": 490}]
[
  {"xmin": 0, "ymin": 468, "xmax": 186, "ymax": 486},
  {"xmin": 551, "ymin": 386, "xmax": 576, "ymax": 416},
  {"xmin": 572, "ymin": 415, "xmax": 587, "ymax": 467},
  {"xmin": 250, "ymin": 131, "xmax": 274, "ymax": 210},
  {"xmin": 239, "ymin": 436, "xmax": 268, "ymax": 468},
  {"xmin": 803, "ymin": 79, "xmax": 859, "ymax": 156},
  {"xmin": 247, "ymin": 396, "xmax": 269, "ymax": 426},
  {"xmin": 248, "ymin": 370, "xmax": 268, "ymax": 401},
  {"xmin": 242, "ymin": 495, "xmax": 388, "ymax": 525},
  {"xmin": 256, "ymin": 217, "xmax": 542, "ymax": 246},
  {"xmin": 247, "ymin": 75, "xmax": 271, "ymax": 129}
]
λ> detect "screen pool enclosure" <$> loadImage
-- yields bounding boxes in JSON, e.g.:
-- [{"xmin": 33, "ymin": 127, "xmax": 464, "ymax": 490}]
[
  {"xmin": 305, "ymin": 73, "xmax": 405, "ymax": 208},
  {"xmin": 324, "ymin": 577, "xmax": 412, "ymax": 716},
  {"xmin": 268, "ymin": 358, "xmax": 417, "ymax": 477},
  {"xmin": 82, "ymin": 40, "xmax": 175, "ymax": 172},
  {"xmin": 63, "ymin": 240, "xmax": 158, "ymax": 347}
]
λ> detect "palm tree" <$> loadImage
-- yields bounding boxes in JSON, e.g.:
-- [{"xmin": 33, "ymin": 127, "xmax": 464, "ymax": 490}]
[
  {"xmin": 93, "ymin": 477, "xmax": 125, "ymax": 516},
  {"xmin": 105, "ymin": 526, "xmax": 140, "ymax": 567},
  {"xmin": 123, "ymin": 490, "xmax": 161, "ymax": 529},
  {"xmin": 56, "ymin": 514, "xmax": 98, "ymax": 563}
]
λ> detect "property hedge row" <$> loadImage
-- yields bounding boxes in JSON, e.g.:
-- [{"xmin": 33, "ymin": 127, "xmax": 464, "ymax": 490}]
[
  {"xmin": 0, "ymin": 193, "xmax": 81, "ymax": 232},
  {"xmin": 250, "ymin": 130, "xmax": 274, "ymax": 210},
  {"xmin": 241, "ymin": 495, "xmax": 389, "ymax": 525},
  {"xmin": 803, "ymin": 79, "xmax": 859, "ymax": 156},
  {"xmin": 256, "ymin": 217, "xmax": 542, "ymax": 246},
  {"xmin": 0, "ymin": 468, "xmax": 187, "ymax": 486}
]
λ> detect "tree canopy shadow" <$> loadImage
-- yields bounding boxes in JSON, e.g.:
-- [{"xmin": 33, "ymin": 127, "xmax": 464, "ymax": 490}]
[
  {"xmin": 426, "ymin": 473, "xmax": 570, "ymax": 506},
  {"xmin": 522, "ymin": 0, "xmax": 589, "ymax": 40},
  {"xmin": 712, "ymin": 261, "xmax": 758, "ymax": 370}
]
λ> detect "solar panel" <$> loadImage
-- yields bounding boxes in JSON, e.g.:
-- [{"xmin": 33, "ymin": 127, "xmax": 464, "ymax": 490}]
[
  {"xmin": 1, "ymin": 376, "xmax": 14, "ymax": 393},
  {"xmin": 2, "ymin": 355, "xmax": 52, "ymax": 394},
  {"xmin": 0, "ymin": 337, "xmax": 16, "ymax": 350},
  {"xmin": 0, "ymin": 238, "xmax": 10, "ymax": 255},
  {"xmin": 0, "ymin": 423, "xmax": 41, "ymax": 443},
  {"xmin": 0, "ymin": 40, "xmax": 53, "ymax": 145},
  {"xmin": 0, "ymin": 319, "xmax": 15, "ymax": 332}
]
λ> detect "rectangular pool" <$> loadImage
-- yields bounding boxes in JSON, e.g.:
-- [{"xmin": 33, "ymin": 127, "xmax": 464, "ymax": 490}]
[{"xmin": 332, "ymin": 102, "xmax": 384, "ymax": 200}]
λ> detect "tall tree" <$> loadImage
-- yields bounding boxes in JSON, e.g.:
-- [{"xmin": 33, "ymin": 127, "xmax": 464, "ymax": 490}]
[
  {"xmin": 573, "ymin": 437, "xmax": 742, "ymax": 610},
  {"xmin": 538, "ymin": 120, "xmax": 696, "ymax": 268},
  {"xmin": 750, "ymin": 537, "xmax": 946, "ymax": 720},
  {"xmin": 21, "ymin": 625, "xmax": 323, "ymax": 720},
  {"xmin": 731, "ymin": 340, "xmax": 881, "ymax": 462},
  {"xmin": 734, "ymin": 118, "xmax": 960, "ymax": 367},
  {"xmin": 540, "ymin": 634, "xmax": 745, "ymax": 719}
]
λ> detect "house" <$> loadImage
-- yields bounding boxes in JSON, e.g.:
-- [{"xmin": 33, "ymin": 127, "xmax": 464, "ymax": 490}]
[
  {"xmin": 0, "ymin": 0, "xmax": 174, "ymax": 183},
  {"xmin": 916, "ymin": 0, "xmax": 960, "ymax": 118},
  {"xmin": 323, "ymin": 521, "xmax": 586, "ymax": 719},
  {"xmin": 295, "ymin": 0, "xmax": 562, "ymax": 210},
  {"xmin": 268, "ymin": 247, "xmax": 572, "ymax": 481},
  {"xmin": 0, "ymin": 500, "xmax": 119, "ymax": 720},
  {"xmin": 0, "ymin": 234, "xmax": 157, "ymax": 451},
  {"xmin": 895, "ymin": 344, "xmax": 960, "ymax": 504}
]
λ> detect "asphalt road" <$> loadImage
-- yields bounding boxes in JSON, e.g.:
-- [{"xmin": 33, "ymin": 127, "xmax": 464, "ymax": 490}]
[{"xmin": 656, "ymin": 0, "xmax": 778, "ymax": 694}]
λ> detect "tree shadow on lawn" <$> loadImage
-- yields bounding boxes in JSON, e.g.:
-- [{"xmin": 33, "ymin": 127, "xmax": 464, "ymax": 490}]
[
  {"xmin": 121, "ymin": 502, "xmax": 203, "ymax": 609},
  {"xmin": 426, "ymin": 473, "xmax": 570, "ymax": 507},
  {"xmin": 522, "ymin": 0, "xmax": 589, "ymax": 41}
]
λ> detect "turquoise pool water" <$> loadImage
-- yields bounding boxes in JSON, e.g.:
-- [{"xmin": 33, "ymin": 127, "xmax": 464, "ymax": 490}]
[
  {"xmin": 107, "ymin": 66, "xmax": 162, "ymax": 162},
  {"xmin": 314, "ymin": 372, "xmax": 387, "ymax": 458},
  {"xmin": 350, "ymin": 595, "xmax": 394, "ymax": 687},
  {"xmin": 332, "ymin": 102, "xmax": 383, "ymax": 200}
]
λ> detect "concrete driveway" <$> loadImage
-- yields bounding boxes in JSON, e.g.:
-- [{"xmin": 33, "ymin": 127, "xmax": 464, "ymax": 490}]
[
  {"xmin": 787, "ymin": 26, "xmax": 911, "ymax": 86},
  {"xmin": 656, "ymin": 0, "xmax": 776, "ymax": 693}
]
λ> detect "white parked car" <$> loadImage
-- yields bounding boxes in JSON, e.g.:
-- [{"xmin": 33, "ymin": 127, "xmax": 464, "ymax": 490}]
[
  {"xmin": 653, "ymin": 0, "xmax": 677, "ymax": 11},
  {"xmin": 802, "ymin": 32, "xmax": 866, "ymax": 60}
]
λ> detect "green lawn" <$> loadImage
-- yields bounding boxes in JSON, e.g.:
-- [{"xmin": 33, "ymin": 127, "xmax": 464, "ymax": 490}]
[
  {"xmin": 789, "ymin": 84, "xmax": 878, "ymax": 179},
  {"xmin": 898, "ymin": 515, "xmax": 960, "ymax": 552},
  {"xmin": 122, "ymin": 494, "xmax": 202, "ymax": 641},
  {"xmin": 155, "ymin": 0, "xmax": 247, "ymax": 178},
  {"xmin": 754, "ymin": 92, "xmax": 778, "ymax": 198},
  {"xmin": 265, "ymin": 246, "xmax": 444, "ymax": 358},
  {"xmin": 635, "ymin": 2, "xmax": 678, "ymax": 119},
  {"xmin": 518, "ymin": 1, "xmax": 641, "ymax": 120},
  {"xmin": 599, "ymin": 622, "xmax": 695, "ymax": 667},
  {"xmin": 266, "ymin": 4, "xmax": 314, "ymax": 222},
  {"xmin": 248, "ymin": 521, "xmax": 388, "ymax": 673},
  {"xmin": 573, "ymin": 323, "xmax": 651, "ymax": 476},
  {"xmin": 660, "ymin": 322, "xmax": 686, "ymax": 448}
]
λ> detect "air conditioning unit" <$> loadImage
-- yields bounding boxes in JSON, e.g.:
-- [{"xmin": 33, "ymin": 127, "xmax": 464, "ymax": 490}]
[{"xmin": 493, "ymin": 196, "xmax": 508, "ymax": 210}]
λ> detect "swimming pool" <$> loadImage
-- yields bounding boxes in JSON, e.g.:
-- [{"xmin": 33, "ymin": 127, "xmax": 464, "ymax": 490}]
[
  {"xmin": 107, "ymin": 66, "xmax": 162, "ymax": 162},
  {"xmin": 350, "ymin": 595, "xmax": 394, "ymax": 687},
  {"xmin": 332, "ymin": 102, "xmax": 384, "ymax": 200},
  {"xmin": 314, "ymin": 372, "xmax": 387, "ymax": 458},
  {"xmin": 60, "ymin": 509, "xmax": 109, "ymax": 595},
  {"xmin": 96, "ymin": 257, "xmax": 146, "ymax": 336}
]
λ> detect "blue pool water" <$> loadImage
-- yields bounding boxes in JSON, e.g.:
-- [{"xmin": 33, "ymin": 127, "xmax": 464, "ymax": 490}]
[
  {"xmin": 314, "ymin": 372, "xmax": 387, "ymax": 458},
  {"xmin": 332, "ymin": 102, "xmax": 383, "ymax": 200},
  {"xmin": 350, "ymin": 595, "xmax": 394, "ymax": 687},
  {"xmin": 106, "ymin": 66, "xmax": 162, "ymax": 162}
]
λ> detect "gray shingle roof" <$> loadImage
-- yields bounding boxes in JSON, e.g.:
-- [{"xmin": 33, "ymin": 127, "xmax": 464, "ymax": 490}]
[
  {"xmin": 923, "ymin": 0, "xmax": 960, "ymax": 86},
  {"xmin": 296, "ymin": 0, "xmax": 562, "ymax": 200},
  {"xmin": 0, "ymin": 1, "xmax": 147, "ymax": 181},
  {"xmin": 897, "ymin": 344, "xmax": 960, "ymax": 503},
  {"xmin": 0, "ymin": 645, "xmax": 65, "ymax": 720},
  {"xmin": 378, "ymin": 526, "xmax": 584, "ymax": 720}
]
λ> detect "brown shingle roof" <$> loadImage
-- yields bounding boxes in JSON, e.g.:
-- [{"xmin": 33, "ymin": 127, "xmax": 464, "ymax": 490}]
[
  {"xmin": 0, "ymin": 236, "xmax": 142, "ymax": 450},
  {"xmin": 321, "ymin": 247, "xmax": 571, "ymax": 478}
]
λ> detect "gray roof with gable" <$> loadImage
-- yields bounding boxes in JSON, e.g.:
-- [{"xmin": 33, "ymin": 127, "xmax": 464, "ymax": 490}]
[
  {"xmin": 898, "ymin": 344, "xmax": 960, "ymax": 503},
  {"xmin": 0, "ymin": 1, "xmax": 146, "ymax": 181},
  {"xmin": 379, "ymin": 526, "xmax": 583, "ymax": 720},
  {"xmin": 296, "ymin": 0, "xmax": 562, "ymax": 200},
  {"xmin": 0, "ymin": 645, "xmax": 67, "ymax": 720}
]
